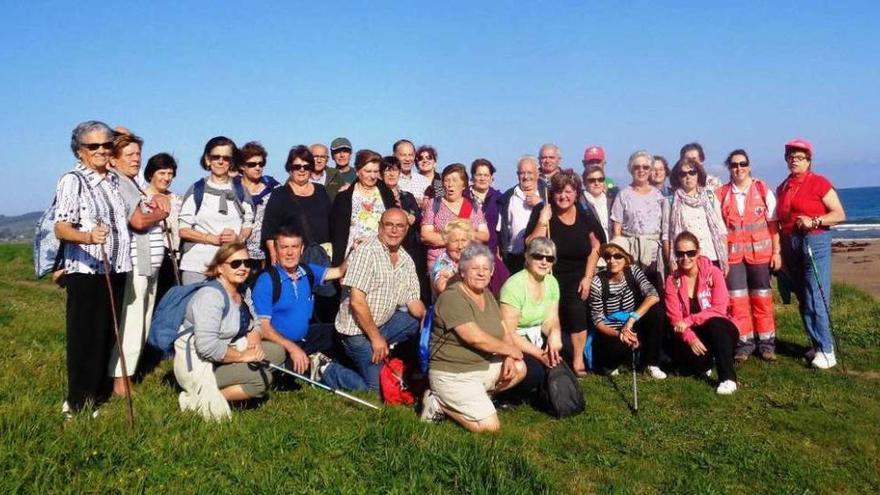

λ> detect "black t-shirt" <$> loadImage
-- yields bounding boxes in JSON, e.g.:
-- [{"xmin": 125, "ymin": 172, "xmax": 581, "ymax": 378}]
[
  {"xmin": 526, "ymin": 204, "xmax": 606, "ymax": 288},
  {"xmin": 261, "ymin": 183, "xmax": 331, "ymax": 245}
]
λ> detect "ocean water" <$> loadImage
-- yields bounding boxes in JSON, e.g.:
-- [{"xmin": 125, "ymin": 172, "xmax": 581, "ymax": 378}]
[{"xmin": 834, "ymin": 186, "xmax": 880, "ymax": 239}]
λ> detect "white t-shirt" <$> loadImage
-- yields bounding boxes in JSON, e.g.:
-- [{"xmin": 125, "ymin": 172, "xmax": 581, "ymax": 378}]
[{"xmin": 505, "ymin": 186, "xmax": 538, "ymax": 254}]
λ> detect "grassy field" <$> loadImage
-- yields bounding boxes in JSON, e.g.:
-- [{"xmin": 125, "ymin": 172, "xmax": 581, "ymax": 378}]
[{"xmin": 1, "ymin": 243, "xmax": 878, "ymax": 494}]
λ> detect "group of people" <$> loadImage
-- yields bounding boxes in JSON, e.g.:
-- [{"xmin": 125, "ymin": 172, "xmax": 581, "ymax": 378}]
[{"xmin": 51, "ymin": 120, "xmax": 846, "ymax": 432}]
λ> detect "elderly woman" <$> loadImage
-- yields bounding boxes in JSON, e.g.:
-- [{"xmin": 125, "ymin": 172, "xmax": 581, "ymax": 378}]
[
  {"xmin": 716, "ymin": 149, "xmax": 781, "ymax": 362},
  {"xmin": 54, "ymin": 121, "xmax": 135, "ymax": 416},
  {"xmin": 330, "ymin": 149, "xmax": 396, "ymax": 265},
  {"xmin": 498, "ymin": 237, "xmax": 563, "ymax": 399},
  {"xmin": 589, "ymin": 243, "xmax": 666, "ymax": 379},
  {"xmin": 610, "ymin": 150, "xmax": 667, "ymax": 282},
  {"xmin": 237, "ymin": 141, "xmax": 280, "ymax": 266},
  {"xmin": 145, "ymin": 153, "xmax": 183, "ymax": 303},
  {"xmin": 663, "ymin": 157, "xmax": 728, "ymax": 274},
  {"xmin": 421, "ymin": 163, "xmax": 490, "ymax": 271},
  {"xmin": 665, "ymin": 232, "xmax": 739, "ymax": 395},
  {"xmin": 776, "ymin": 139, "xmax": 846, "ymax": 369},
  {"xmin": 417, "ymin": 145, "xmax": 444, "ymax": 198},
  {"xmin": 174, "ymin": 242, "xmax": 286, "ymax": 420},
  {"xmin": 651, "ymin": 155, "xmax": 672, "ymax": 197},
  {"xmin": 581, "ymin": 164, "xmax": 614, "ymax": 242},
  {"xmin": 431, "ymin": 219, "xmax": 472, "ymax": 295},
  {"xmin": 467, "ymin": 158, "xmax": 510, "ymax": 293},
  {"xmin": 525, "ymin": 170, "xmax": 604, "ymax": 376},
  {"xmin": 421, "ymin": 243, "xmax": 527, "ymax": 432},
  {"xmin": 179, "ymin": 136, "xmax": 254, "ymax": 284}
]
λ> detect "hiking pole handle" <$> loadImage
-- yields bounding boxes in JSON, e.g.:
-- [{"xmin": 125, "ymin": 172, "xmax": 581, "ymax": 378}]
[{"xmin": 260, "ymin": 361, "xmax": 381, "ymax": 411}]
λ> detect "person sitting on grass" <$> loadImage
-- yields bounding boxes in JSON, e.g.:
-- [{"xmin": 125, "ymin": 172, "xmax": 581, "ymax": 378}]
[
  {"xmin": 431, "ymin": 219, "xmax": 473, "ymax": 296},
  {"xmin": 252, "ymin": 227, "xmax": 346, "ymax": 382},
  {"xmin": 664, "ymin": 231, "xmax": 739, "ymax": 395},
  {"xmin": 588, "ymin": 241, "xmax": 666, "ymax": 379},
  {"xmin": 173, "ymin": 242, "xmax": 286, "ymax": 420},
  {"xmin": 421, "ymin": 242, "xmax": 527, "ymax": 432},
  {"xmin": 320, "ymin": 208, "xmax": 426, "ymax": 392}
]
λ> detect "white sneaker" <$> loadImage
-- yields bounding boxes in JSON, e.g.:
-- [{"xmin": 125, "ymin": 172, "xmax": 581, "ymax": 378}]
[
  {"xmin": 704, "ymin": 368, "xmax": 713, "ymax": 378},
  {"xmin": 61, "ymin": 401, "xmax": 73, "ymax": 421},
  {"xmin": 811, "ymin": 351, "xmax": 837, "ymax": 370},
  {"xmin": 309, "ymin": 352, "xmax": 333, "ymax": 382},
  {"xmin": 419, "ymin": 390, "xmax": 445, "ymax": 423},
  {"xmin": 646, "ymin": 366, "xmax": 667, "ymax": 380},
  {"xmin": 716, "ymin": 380, "xmax": 737, "ymax": 395}
]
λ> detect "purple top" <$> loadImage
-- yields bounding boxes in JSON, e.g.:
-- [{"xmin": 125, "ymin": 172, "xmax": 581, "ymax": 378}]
[{"xmin": 466, "ymin": 186, "xmax": 502, "ymax": 253}]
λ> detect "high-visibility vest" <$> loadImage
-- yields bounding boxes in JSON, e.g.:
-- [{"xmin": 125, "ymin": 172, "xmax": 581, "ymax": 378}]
[{"xmin": 716, "ymin": 179, "xmax": 773, "ymax": 264}]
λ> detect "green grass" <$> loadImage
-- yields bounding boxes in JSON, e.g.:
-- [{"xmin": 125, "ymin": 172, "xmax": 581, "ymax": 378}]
[{"xmin": 1, "ymin": 243, "xmax": 878, "ymax": 494}]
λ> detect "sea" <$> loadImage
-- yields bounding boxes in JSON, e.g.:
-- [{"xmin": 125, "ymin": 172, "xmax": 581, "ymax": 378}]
[{"xmin": 834, "ymin": 186, "xmax": 880, "ymax": 240}]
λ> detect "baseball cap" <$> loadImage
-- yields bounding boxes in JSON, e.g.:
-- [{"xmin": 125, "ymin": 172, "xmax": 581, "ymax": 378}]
[
  {"xmin": 583, "ymin": 145, "xmax": 605, "ymax": 162},
  {"xmin": 784, "ymin": 138, "xmax": 813, "ymax": 157},
  {"xmin": 330, "ymin": 137, "xmax": 352, "ymax": 152}
]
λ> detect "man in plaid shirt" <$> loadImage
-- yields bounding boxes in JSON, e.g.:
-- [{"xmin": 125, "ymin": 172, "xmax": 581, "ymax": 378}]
[{"xmin": 322, "ymin": 208, "xmax": 427, "ymax": 391}]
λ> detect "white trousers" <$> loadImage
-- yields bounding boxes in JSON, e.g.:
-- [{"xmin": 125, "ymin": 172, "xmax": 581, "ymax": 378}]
[{"xmin": 108, "ymin": 271, "xmax": 158, "ymax": 377}]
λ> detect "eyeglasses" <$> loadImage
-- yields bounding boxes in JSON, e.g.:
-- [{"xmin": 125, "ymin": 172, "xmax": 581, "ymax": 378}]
[
  {"xmin": 243, "ymin": 161, "xmax": 265, "ymax": 169},
  {"xmin": 208, "ymin": 154, "xmax": 234, "ymax": 163},
  {"xmin": 632, "ymin": 164, "xmax": 651, "ymax": 171},
  {"xmin": 82, "ymin": 141, "xmax": 113, "ymax": 151},
  {"xmin": 674, "ymin": 249, "xmax": 698, "ymax": 259},
  {"xmin": 678, "ymin": 169, "xmax": 698, "ymax": 177},
  {"xmin": 289, "ymin": 164, "xmax": 312, "ymax": 172},
  {"xmin": 729, "ymin": 161, "xmax": 749, "ymax": 169},
  {"xmin": 586, "ymin": 177, "xmax": 605, "ymax": 184},
  {"xmin": 603, "ymin": 253, "xmax": 627, "ymax": 261},
  {"xmin": 530, "ymin": 253, "xmax": 556, "ymax": 263},
  {"xmin": 225, "ymin": 259, "xmax": 255, "ymax": 270},
  {"xmin": 787, "ymin": 154, "xmax": 809, "ymax": 162},
  {"xmin": 313, "ymin": 155, "xmax": 328, "ymax": 160},
  {"xmin": 381, "ymin": 222, "xmax": 408, "ymax": 231}
]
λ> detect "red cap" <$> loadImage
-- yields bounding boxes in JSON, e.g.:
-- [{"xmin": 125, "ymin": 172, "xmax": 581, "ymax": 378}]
[
  {"xmin": 583, "ymin": 145, "xmax": 605, "ymax": 162},
  {"xmin": 785, "ymin": 138, "xmax": 813, "ymax": 156}
]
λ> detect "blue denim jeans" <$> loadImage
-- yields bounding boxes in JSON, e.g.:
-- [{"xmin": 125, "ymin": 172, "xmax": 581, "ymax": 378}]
[
  {"xmin": 321, "ymin": 311, "xmax": 420, "ymax": 391},
  {"xmin": 782, "ymin": 231, "xmax": 834, "ymax": 353}
]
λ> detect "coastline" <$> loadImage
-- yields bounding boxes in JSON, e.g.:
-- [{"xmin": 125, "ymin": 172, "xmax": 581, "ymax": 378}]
[{"xmin": 831, "ymin": 240, "xmax": 880, "ymax": 298}]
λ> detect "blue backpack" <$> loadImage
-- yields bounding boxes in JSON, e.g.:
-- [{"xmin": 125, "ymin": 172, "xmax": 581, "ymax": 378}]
[
  {"xmin": 418, "ymin": 305, "xmax": 434, "ymax": 374},
  {"xmin": 147, "ymin": 279, "xmax": 230, "ymax": 356}
]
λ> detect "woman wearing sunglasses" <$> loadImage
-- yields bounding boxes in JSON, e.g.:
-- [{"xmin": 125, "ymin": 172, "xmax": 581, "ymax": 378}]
[
  {"xmin": 716, "ymin": 149, "xmax": 780, "ymax": 362},
  {"xmin": 497, "ymin": 237, "xmax": 564, "ymax": 400},
  {"xmin": 178, "ymin": 136, "xmax": 254, "ymax": 284},
  {"xmin": 588, "ymin": 242, "xmax": 666, "ymax": 378},
  {"xmin": 664, "ymin": 156, "xmax": 728, "ymax": 275},
  {"xmin": 237, "ymin": 141, "xmax": 279, "ymax": 268},
  {"xmin": 665, "ymin": 232, "xmax": 739, "ymax": 395},
  {"xmin": 609, "ymin": 151, "xmax": 667, "ymax": 283},
  {"xmin": 173, "ymin": 242, "xmax": 286, "ymax": 420},
  {"xmin": 581, "ymin": 164, "xmax": 614, "ymax": 243}
]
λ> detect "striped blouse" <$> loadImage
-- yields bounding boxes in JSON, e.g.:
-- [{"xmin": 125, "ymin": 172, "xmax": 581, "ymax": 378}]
[{"xmin": 588, "ymin": 265, "xmax": 657, "ymax": 329}]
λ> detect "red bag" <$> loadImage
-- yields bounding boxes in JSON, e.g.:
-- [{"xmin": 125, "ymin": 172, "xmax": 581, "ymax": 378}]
[{"xmin": 380, "ymin": 358, "xmax": 426, "ymax": 406}]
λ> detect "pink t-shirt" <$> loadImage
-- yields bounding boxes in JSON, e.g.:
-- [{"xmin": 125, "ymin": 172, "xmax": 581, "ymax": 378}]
[{"xmin": 421, "ymin": 198, "xmax": 487, "ymax": 270}]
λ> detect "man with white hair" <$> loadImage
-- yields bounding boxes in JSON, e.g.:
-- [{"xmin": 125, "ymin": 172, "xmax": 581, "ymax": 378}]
[
  {"xmin": 538, "ymin": 143, "xmax": 562, "ymax": 183},
  {"xmin": 498, "ymin": 155, "xmax": 547, "ymax": 273}
]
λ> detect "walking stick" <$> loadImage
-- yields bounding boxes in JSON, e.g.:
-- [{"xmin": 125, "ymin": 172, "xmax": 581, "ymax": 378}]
[
  {"xmin": 163, "ymin": 221, "xmax": 181, "ymax": 286},
  {"xmin": 259, "ymin": 361, "xmax": 381, "ymax": 410},
  {"xmin": 631, "ymin": 349, "xmax": 639, "ymax": 414},
  {"xmin": 804, "ymin": 237, "xmax": 842, "ymax": 366},
  {"xmin": 100, "ymin": 243, "xmax": 135, "ymax": 429}
]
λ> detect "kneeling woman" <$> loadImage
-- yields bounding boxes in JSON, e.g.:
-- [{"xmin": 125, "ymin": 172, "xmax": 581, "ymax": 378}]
[
  {"xmin": 665, "ymin": 232, "xmax": 739, "ymax": 395},
  {"xmin": 589, "ymin": 242, "xmax": 666, "ymax": 379},
  {"xmin": 422, "ymin": 243, "xmax": 526, "ymax": 432},
  {"xmin": 173, "ymin": 242, "xmax": 286, "ymax": 420}
]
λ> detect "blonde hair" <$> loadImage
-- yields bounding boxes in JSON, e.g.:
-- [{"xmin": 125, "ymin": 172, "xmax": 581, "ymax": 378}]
[
  {"xmin": 442, "ymin": 219, "xmax": 473, "ymax": 241},
  {"xmin": 204, "ymin": 242, "xmax": 248, "ymax": 278}
]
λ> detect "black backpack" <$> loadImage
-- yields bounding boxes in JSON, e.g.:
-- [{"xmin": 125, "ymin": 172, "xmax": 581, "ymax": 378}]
[
  {"xmin": 264, "ymin": 264, "xmax": 317, "ymax": 305},
  {"xmin": 541, "ymin": 362, "xmax": 586, "ymax": 419}
]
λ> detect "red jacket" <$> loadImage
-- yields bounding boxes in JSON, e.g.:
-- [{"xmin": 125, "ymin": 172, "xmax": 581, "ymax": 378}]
[{"xmin": 664, "ymin": 256, "xmax": 733, "ymax": 344}]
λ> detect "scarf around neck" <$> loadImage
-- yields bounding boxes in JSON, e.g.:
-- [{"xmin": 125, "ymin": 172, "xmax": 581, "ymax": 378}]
[{"xmin": 669, "ymin": 187, "xmax": 728, "ymax": 272}]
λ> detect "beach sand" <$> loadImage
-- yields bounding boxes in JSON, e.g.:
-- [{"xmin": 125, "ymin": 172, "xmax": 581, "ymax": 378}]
[{"xmin": 832, "ymin": 240, "xmax": 880, "ymax": 299}]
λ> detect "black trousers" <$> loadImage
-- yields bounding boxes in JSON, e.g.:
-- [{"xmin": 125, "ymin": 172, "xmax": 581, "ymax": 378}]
[
  {"xmin": 496, "ymin": 355, "xmax": 546, "ymax": 404},
  {"xmin": 64, "ymin": 272, "xmax": 126, "ymax": 411},
  {"xmin": 592, "ymin": 303, "xmax": 664, "ymax": 371},
  {"xmin": 670, "ymin": 317, "xmax": 738, "ymax": 382}
]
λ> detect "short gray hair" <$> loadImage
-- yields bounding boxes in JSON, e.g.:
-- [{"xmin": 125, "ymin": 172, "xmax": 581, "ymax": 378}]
[
  {"xmin": 539, "ymin": 143, "xmax": 561, "ymax": 160},
  {"xmin": 627, "ymin": 150, "xmax": 653, "ymax": 174},
  {"xmin": 70, "ymin": 120, "xmax": 113, "ymax": 158},
  {"xmin": 458, "ymin": 242, "xmax": 494, "ymax": 273},
  {"xmin": 517, "ymin": 154, "xmax": 538, "ymax": 172},
  {"xmin": 526, "ymin": 237, "xmax": 556, "ymax": 258}
]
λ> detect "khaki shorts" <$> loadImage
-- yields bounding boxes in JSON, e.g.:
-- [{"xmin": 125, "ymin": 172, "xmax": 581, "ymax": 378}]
[{"xmin": 429, "ymin": 360, "xmax": 502, "ymax": 422}]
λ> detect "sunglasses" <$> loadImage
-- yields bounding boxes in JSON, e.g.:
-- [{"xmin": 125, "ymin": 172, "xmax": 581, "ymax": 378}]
[
  {"xmin": 586, "ymin": 177, "xmax": 605, "ymax": 184},
  {"xmin": 289, "ymin": 164, "xmax": 312, "ymax": 172},
  {"xmin": 208, "ymin": 154, "xmax": 234, "ymax": 163},
  {"xmin": 531, "ymin": 253, "xmax": 556, "ymax": 263},
  {"xmin": 678, "ymin": 169, "xmax": 698, "ymax": 177},
  {"xmin": 243, "ymin": 161, "xmax": 265, "ymax": 169},
  {"xmin": 632, "ymin": 164, "xmax": 651, "ymax": 171},
  {"xmin": 82, "ymin": 141, "xmax": 113, "ymax": 151},
  {"xmin": 603, "ymin": 252, "xmax": 627, "ymax": 261},
  {"xmin": 729, "ymin": 161, "xmax": 749, "ymax": 169},
  {"xmin": 674, "ymin": 249, "xmax": 698, "ymax": 259},
  {"xmin": 226, "ymin": 259, "xmax": 255, "ymax": 270}
]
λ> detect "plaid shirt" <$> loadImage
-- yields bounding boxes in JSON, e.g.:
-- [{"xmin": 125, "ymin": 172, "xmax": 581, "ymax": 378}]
[{"xmin": 335, "ymin": 237, "xmax": 420, "ymax": 336}]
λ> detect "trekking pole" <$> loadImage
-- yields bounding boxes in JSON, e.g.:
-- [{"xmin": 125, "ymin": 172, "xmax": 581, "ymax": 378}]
[
  {"xmin": 163, "ymin": 222, "xmax": 181, "ymax": 285},
  {"xmin": 259, "ymin": 361, "xmax": 380, "ymax": 410},
  {"xmin": 99, "ymin": 241, "xmax": 135, "ymax": 430},
  {"xmin": 631, "ymin": 349, "xmax": 639, "ymax": 414},
  {"xmin": 804, "ymin": 237, "xmax": 842, "ymax": 366}
]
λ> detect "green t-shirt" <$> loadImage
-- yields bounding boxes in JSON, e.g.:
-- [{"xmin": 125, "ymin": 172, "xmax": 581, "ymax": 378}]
[
  {"xmin": 430, "ymin": 283, "xmax": 505, "ymax": 373},
  {"xmin": 499, "ymin": 270, "xmax": 560, "ymax": 328}
]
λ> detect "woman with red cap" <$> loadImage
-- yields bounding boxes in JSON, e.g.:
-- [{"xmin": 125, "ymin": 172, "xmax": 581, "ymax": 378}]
[{"xmin": 776, "ymin": 139, "xmax": 846, "ymax": 369}]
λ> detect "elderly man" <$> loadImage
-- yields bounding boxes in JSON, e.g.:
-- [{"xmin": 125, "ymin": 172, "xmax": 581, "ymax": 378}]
[
  {"xmin": 309, "ymin": 142, "xmax": 347, "ymax": 200},
  {"xmin": 497, "ymin": 155, "xmax": 547, "ymax": 274},
  {"xmin": 330, "ymin": 137, "xmax": 357, "ymax": 185},
  {"xmin": 394, "ymin": 139, "xmax": 431, "ymax": 204},
  {"xmin": 538, "ymin": 143, "xmax": 562, "ymax": 183},
  {"xmin": 320, "ymin": 208, "xmax": 427, "ymax": 392}
]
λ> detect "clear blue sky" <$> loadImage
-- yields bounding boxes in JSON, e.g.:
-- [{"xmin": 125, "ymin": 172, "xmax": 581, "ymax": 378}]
[{"xmin": 1, "ymin": 0, "xmax": 878, "ymax": 215}]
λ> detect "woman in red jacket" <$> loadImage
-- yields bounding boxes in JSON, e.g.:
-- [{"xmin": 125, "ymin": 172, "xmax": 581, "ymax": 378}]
[{"xmin": 665, "ymin": 231, "xmax": 739, "ymax": 395}]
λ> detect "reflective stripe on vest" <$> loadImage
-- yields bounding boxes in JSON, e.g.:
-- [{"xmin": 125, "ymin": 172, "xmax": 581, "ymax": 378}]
[{"xmin": 719, "ymin": 180, "xmax": 773, "ymax": 264}]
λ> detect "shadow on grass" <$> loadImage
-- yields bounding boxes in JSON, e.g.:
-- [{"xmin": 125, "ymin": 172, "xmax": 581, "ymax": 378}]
[
  {"xmin": 605, "ymin": 373, "xmax": 637, "ymax": 416},
  {"xmin": 775, "ymin": 338, "xmax": 811, "ymax": 362}
]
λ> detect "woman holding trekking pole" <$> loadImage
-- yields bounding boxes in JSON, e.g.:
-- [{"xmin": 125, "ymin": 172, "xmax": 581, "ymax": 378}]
[
  {"xmin": 776, "ymin": 139, "xmax": 846, "ymax": 370},
  {"xmin": 54, "ymin": 120, "xmax": 133, "ymax": 418}
]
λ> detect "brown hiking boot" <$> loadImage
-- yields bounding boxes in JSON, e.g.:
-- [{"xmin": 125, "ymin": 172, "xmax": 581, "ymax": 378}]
[
  {"xmin": 734, "ymin": 353, "xmax": 750, "ymax": 363},
  {"xmin": 760, "ymin": 351, "xmax": 777, "ymax": 362}
]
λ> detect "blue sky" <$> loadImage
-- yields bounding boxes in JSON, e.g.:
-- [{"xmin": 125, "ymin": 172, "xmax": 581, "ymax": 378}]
[{"xmin": 1, "ymin": 0, "xmax": 878, "ymax": 215}]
